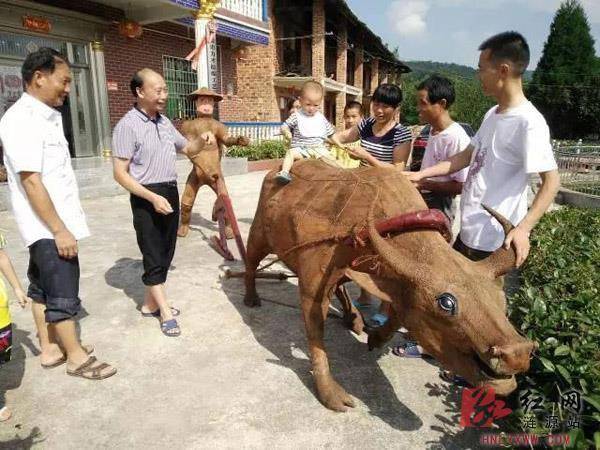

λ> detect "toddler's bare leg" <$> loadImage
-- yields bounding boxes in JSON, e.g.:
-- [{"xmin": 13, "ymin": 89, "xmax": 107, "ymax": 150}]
[{"xmin": 281, "ymin": 149, "xmax": 303, "ymax": 172}]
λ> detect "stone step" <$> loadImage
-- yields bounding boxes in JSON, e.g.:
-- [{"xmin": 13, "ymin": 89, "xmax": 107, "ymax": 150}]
[{"xmin": 0, "ymin": 156, "xmax": 248, "ymax": 212}]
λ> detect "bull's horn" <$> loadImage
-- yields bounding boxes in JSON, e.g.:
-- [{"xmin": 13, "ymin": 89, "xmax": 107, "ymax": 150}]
[
  {"xmin": 481, "ymin": 204, "xmax": 514, "ymax": 236},
  {"xmin": 476, "ymin": 204, "xmax": 517, "ymax": 278},
  {"xmin": 366, "ymin": 207, "xmax": 410, "ymax": 280}
]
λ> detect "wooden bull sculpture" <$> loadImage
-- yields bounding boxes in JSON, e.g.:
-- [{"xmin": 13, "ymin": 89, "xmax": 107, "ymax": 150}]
[{"xmin": 243, "ymin": 159, "xmax": 537, "ymax": 412}]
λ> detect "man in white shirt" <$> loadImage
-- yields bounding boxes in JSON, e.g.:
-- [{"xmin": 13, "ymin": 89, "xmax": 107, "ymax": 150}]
[
  {"xmin": 0, "ymin": 48, "xmax": 116, "ymax": 379},
  {"xmin": 406, "ymin": 31, "xmax": 560, "ymax": 267},
  {"xmin": 414, "ymin": 75, "xmax": 470, "ymax": 224}
]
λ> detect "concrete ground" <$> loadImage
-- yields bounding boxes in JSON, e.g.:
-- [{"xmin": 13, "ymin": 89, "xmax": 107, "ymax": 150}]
[{"xmin": 0, "ymin": 171, "xmax": 482, "ymax": 450}]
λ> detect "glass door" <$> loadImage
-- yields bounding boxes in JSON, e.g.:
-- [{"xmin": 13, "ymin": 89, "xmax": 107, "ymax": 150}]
[{"xmin": 68, "ymin": 67, "xmax": 96, "ymax": 157}]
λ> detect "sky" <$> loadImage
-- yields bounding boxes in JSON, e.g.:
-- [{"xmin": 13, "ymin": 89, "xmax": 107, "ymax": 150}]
[{"xmin": 345, "ymin": 0, "xmax": 600, "ymax": 68}]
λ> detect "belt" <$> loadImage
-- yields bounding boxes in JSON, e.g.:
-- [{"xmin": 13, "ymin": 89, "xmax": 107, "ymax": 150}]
[{"xmin": 142, "ymin": 181, "xmax": 177, "ymax": 188}]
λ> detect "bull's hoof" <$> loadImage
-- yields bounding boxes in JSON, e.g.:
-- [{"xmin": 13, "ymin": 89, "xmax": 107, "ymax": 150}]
[
  {"xmin": 315, "ymin": 374, "xmax": 355, "ymax": 412},
  {"xmin": 224, "ymin": 225, "xmax": 234, "ymax": 240},
  {"xmin": 244, "ymin": 293, "xmax": 262, "ymax": 307},
  {"xmin": 177, "ymin": 225, "xmax": 190, "ymax": 237}
]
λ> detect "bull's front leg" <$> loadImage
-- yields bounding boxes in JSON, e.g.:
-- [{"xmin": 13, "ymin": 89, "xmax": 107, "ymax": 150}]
[{"xmin": 300, "ymin": 281, "xmax": 356, "ymax": 412}]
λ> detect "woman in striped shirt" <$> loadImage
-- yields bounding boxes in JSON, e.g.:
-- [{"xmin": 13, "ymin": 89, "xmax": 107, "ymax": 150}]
[
  {"xmin": 333, "ymin": 83, "xmax": 412, "ymax": 169},
  {"xmin": 332, "ymin": 83, "xmax": 412, "ymax": 327}
]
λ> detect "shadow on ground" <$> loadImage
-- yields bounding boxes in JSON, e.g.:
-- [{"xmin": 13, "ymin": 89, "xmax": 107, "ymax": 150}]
[{"xmin": 219, "ymin": 261, "xmax": 423, "ymax": 432}]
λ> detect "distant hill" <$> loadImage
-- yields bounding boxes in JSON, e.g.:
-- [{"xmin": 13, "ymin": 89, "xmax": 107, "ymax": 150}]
[
  {"xmin": 405, "ymin": 60, "xmax": 476, "ymax": 79},
  {"xmin": 405, "ymin": 60, "xmax": 535, "ymax": 81}
]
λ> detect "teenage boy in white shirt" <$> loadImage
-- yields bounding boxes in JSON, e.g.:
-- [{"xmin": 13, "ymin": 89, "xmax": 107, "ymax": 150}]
[
  {"xmin": 0, "ymin": 48, "xmax": 116, "ymax": 379},
  {"xmin": 406, "ymin": 31, "xmax": 560, "ymax": 268}
]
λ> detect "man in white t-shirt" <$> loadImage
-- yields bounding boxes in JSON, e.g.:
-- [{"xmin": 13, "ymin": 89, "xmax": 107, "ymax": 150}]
[
  {"xmin": 0, "ymin": 48, "xmax": 115, "ymax": 379},
  {"xmin": 414, "ymin": 75, "xmax": 470, "ymax": 224},
  {"xmin": 406, "ymin": 31, "xmax": 560, "ymax": 268}
]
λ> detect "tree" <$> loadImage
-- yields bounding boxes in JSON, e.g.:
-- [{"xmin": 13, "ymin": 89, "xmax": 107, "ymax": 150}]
[{"xmin": 528, "ymin": 0, "xmax": 600, "ymax": 139}]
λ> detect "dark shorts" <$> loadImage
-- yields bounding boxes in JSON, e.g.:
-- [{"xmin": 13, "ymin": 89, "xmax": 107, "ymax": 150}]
[
  {"xmin": 130, "ymin": 181, "xmax": 179, "ymax": 286},
  {"xmin": 27, "ymin": 239, "xmax": 81, "ymax": 323},
  {"xmin": 422, "ymin": 192, "xmax": 456, "ymax": 223}
]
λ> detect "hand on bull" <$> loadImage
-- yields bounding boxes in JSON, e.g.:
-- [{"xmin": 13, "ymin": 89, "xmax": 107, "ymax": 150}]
[
  {"xmin": 151, "ymin": 194, "xmax": 174, "ymax": 215},
  {"xmin": 403, "ymin": 170, "xmax": 423, "ymax": 183},
  {"xmin": 54, "ymin": 228, "xmax": 78, "ymax": 259},
  {"xmin": 504, "ymin": 226, "xmax": 531, "ymax": 268}
]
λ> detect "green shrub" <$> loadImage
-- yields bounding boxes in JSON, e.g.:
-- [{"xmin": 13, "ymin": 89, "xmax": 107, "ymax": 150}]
[
  {"xmin": 508, "ymin": 207, "xmax": 600, "ymax": 447},
  {"xmin": 227, "ymin": 140, "xmax": 286, "ymax": 161}
]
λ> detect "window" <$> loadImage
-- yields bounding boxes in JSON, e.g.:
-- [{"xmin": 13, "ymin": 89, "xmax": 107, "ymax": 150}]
[{"xmin": 162, "ymin": 55, "xmax": 197, "ymax": 120}]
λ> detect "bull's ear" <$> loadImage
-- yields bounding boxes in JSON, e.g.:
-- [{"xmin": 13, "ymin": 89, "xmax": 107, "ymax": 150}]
[
  {"xmin": 475, "ymin": 247, "xmax": 517, "ymax": 279},
  {"xmin": 344, "ymin": 269, "xmax": 397, "ymax": 302}
]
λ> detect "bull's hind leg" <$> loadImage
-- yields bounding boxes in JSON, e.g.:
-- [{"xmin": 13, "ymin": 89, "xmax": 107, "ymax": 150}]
[
  {"xmin": 300, "ymin": 272, "xmax": 356, "ymax": 412},
  {"xmin": 243, "ymin": 220, "xmax": 270, "ymax": 308}
]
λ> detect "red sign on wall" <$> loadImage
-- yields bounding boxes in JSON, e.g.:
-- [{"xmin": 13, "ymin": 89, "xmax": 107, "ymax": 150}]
[{"xmin": 22, "ymin": 16, "xmax": 51, "ymax": 34}]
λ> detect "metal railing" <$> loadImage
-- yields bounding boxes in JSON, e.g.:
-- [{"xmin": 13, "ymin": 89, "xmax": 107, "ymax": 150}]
[
  {"xmin": 553, "ymin": 141, "xmax": 600, "ymax": 197},
  {"xmin": 219, "ymin": 0, "xmax": 264, "ymax": 21},
  {"xmin": 224, "ymin": 122, "xmax": 283, "ymax": 144}
]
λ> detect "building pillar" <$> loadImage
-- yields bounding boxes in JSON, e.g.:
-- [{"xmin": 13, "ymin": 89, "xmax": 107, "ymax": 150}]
[
  {"xmin": 354, "ymin": 44, "xmax": 364, "ymax": 91},
  {"xmin": 300, "ymin": 37, "xmax": 311, "ymax": 74},
  {"xmin": 381, "ymin": 64, "xmax": 389, "ymax": 84},
  {"xmin": 335, "ymin": 18, "xmax": 347, "ymax": 128},
  {"xmin": 194, "ymin": 0, "xmax": 219, "ymax": 89},
  {"xmin": 90, "ymin": 40, "xmax": 112, "ymax": 157},
  {"xmin": 370, "ymin": 58, "xmax": 379, "ymax": 93},
  {"xmin": 312, "ymin": 0, "xmax": 325, "ymax": 80}
]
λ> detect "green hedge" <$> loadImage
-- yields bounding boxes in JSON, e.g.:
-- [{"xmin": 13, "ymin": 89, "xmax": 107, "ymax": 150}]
[
  {"xmin": 227, "ymin": 140, "xmax": 286, "ymax": 161},
  {"xmin": 507, "ymin": 207, "xmax": 600, "ymax": 448}
]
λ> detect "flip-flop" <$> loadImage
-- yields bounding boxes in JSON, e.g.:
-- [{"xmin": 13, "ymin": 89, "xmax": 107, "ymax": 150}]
[
  {"xmin": 141, "ymin": 306, "xmax": 180, "ymax": 318},
  {"xmin": 41, "ymin": 344, "xmax": 95, "ymax": 369},
  {"xmin": 392, "ymin": 341, "xmax": 430, "ymax": 358},
  {"xmin": 66, "ymin": 356, "xmax": 117, "ymax": 380},
  {"xmin": 161, "ymin": 319, "xmax": 181, "ymax": 337},
  {"xmin": 364, "ymin": 313, "xmax": 389, "ymax": 329}
]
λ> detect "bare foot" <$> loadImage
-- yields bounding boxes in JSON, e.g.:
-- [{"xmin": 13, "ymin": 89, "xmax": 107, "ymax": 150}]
[
  {"xmin": 39, "ymin": 343, "xmax": 64, "ymax": 367},
  {"xmin": 0, "ymin": 406, "xmax": 12, "ymax": 422},
  {"xmin": 177, "ymin": 224, "xmax": 190, "ymax": 237}
]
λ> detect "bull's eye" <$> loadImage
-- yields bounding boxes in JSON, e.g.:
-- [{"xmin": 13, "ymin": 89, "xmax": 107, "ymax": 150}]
[{"xmin": 437, "ymin": 293, "xmax": 458, "ymax": 316}]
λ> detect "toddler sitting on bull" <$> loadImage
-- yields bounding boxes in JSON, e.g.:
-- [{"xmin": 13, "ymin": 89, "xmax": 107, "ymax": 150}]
[{"xmin": 276, "ymin": 80, "xmax": 343, "ymax": 184}]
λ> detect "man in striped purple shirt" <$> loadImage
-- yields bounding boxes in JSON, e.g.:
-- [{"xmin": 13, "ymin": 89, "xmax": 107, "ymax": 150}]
[{"xmin": 112, "ymin": 68, "xmax": 196, "ymax": 337}]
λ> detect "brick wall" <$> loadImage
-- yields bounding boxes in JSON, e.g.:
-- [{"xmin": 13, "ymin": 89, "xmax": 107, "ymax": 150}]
[
  {"xmin": 312, "ymin": 0, "xmax": 325, "ymax": 80},
  {"xmin": 103, "ymin": 22, "xmax": 194, "ymax": 128}
]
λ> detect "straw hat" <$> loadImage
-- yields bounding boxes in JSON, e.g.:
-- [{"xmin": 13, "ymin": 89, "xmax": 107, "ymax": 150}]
[{"xmin": 187, "ymin": 87, "xmax": 223, "ymax": 102}]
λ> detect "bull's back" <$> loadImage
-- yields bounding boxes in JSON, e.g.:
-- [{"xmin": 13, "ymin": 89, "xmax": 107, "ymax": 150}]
[{"xmin": 252, "ymin": 160, "xmax": 427, "ymax": 255}]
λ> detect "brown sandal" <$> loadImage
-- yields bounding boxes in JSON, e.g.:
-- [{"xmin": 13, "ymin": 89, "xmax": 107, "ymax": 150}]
[
  {"xmin": 66, "ymin": 356, "xmax": 117, "ymax": 380},
  {"xmin": 41, "ymin": 344, "xmax": 95, "ymax": 369}
]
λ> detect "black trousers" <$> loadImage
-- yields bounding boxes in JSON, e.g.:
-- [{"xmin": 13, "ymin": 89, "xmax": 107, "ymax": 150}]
[{"xmin": 130, "ymin": 182, "xmax": 179, "ymax": 286}]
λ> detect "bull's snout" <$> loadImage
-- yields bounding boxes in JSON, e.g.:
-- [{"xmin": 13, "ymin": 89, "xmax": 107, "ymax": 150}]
[{"xmin": 489, "ymin": 340, "xmax": 538, "ymax": 374}]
